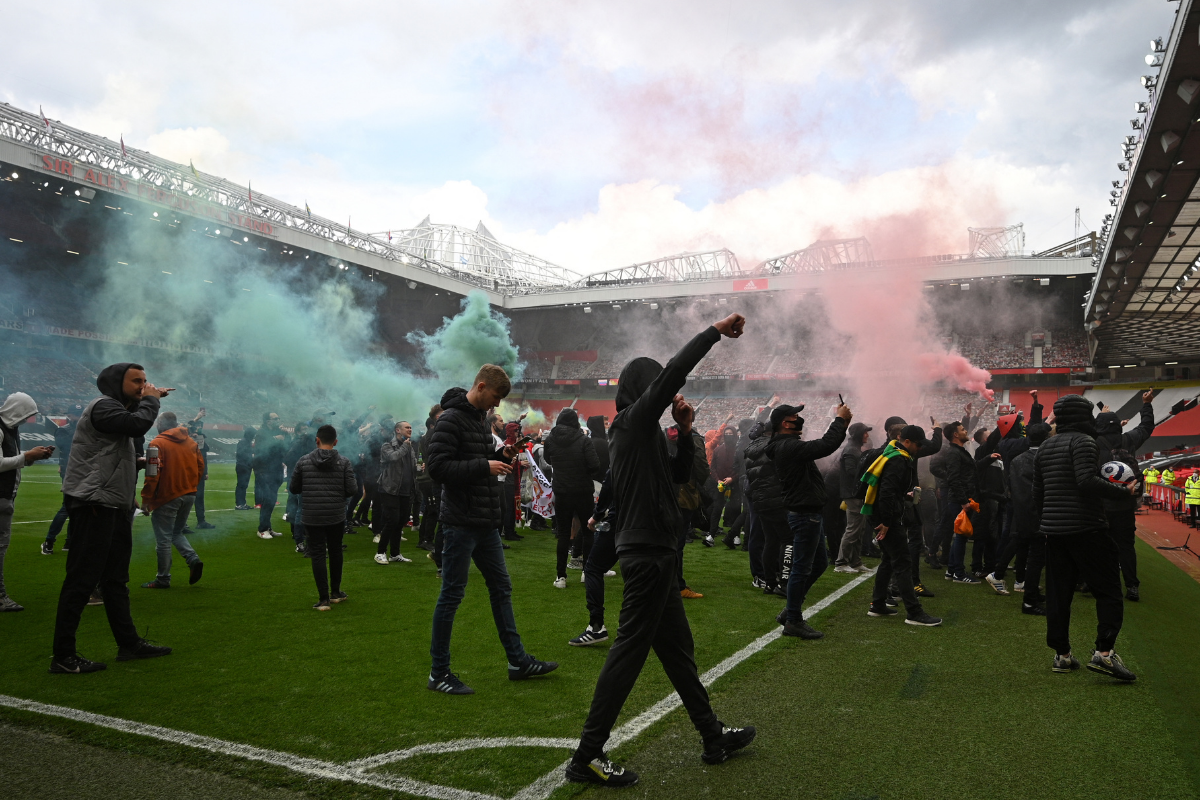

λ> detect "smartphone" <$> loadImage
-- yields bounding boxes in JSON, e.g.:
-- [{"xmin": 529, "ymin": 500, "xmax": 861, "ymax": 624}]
[
  {"xmin": 46, "ymin": 445, "xmax": 55, "ymax": 454},
  {"xmin": 838, "ymin": 393, "xmax": 844, "ymax": 406},
  {"xmin": 514, "ymin": 435, "xmax": 533, "ymax": 447}
]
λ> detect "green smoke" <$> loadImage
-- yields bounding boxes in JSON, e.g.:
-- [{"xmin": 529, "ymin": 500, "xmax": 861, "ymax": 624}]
[{"xmin": 408, "ymin": 291, "xmax": 523, "ymax": 387}]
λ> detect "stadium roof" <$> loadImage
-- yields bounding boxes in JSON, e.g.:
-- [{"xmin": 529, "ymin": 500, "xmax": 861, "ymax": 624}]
[
  {"xmin": 1086, "ymin": 0, "xmax": 1200, "ymax": 366},
  {"xmin": 0, "ymin": 100, "xmax": 1090, "ymax": 311}
]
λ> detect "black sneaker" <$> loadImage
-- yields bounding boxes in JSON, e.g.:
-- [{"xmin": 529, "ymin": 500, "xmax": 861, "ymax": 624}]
[
  {"xmin": 1022, "ymin": 603, "xmax": 1047, "ymax": 616},
  {"xmin": 509, "ymin": 657, "xmax": 559, "ymax": 681},
  {"xmin": 885, "ymin": 596, "xmax": 898, "ymax": 608},
  {"xmin": 782, "ymin": 620, "xmax": 823, "ymax": 639},
  {"xmin": 568, "ymin": 625, "xmax": 609, "ymax": 646},
  {"xmin": 117, "ymin": 639, "xmax": 173, "ymax": 661},
  {"xmin": 952, "ymin": 574, "xmax": 981, "ymax": 584},
  {"xmin": 1052, "ymin": 653, "xmax": 1081, "ymax": 673},
  {"xmin": 914, "ymin": 583, "xmax": 935, "ymax": 598},
  {"xmin": 197, "ymin": 521, "xmax": 216, "ymax": 530},
  {"xmin": 702, "ymin": 723, "xmax": 757, "ymax": 764},
  {"xmin": 1125, "ymin": 586, "xmax": 1140, "ymax": 602},
  {"xmin": 1087, "ymin": 650, "xmax": 1137, "ymax": 681},
  {"xmin": 140, "ymin": 580, "xmax": 170, "ymax": 589},
  {"xmin": 189, "ymin": 561, "xmax": 204, "ymax": 585},
  {"xmin": 565, "ymin": 754, "xmax": 639, "ymax": 786},
  {"xmin": 296, "ymin": 543, "xmax": 307, "ymax": 555},
  {"xmin": 867, "ymin": 605, "xmax": 898, "ymax": 617},
  {"xmin": 40, "ymin": 542, "xmax": 53, "ymax": 555},
  {"xmin": 49, "ymin": 654, "xmax": 107, "ymax": 674},
  {"xmin": 330, "ymin": 591, "xmax": 348, "ymax": 604},
  {"xmin": 905, "ymin": 611, "xmax": 942, "ymax": 627},
  {"xmin": 775, "ymin": 608, "xmax": 787, "ymax": 626},
  {"xmin": 428, "ymin": 671, "xmax": 475, "ymax": 695}
]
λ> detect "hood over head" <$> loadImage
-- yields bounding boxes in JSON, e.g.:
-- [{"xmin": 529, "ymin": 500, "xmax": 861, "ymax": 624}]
[
  {"xmin": 0, "ymin": 392, "xmax": 38, "ymax": 429},
  {"xmin": 1053, "ymin": 395, "xmax": 1098, "ymax": 437},
  {"xmin": 615, "ymin": 357, "xmax": 663, "ymax": 412},
  {"xmin": 556, "ymin": 408, "xmax": 580, "ymax": 428},
  {"xmin": 747, "ymin": 421, "xmax": 769, "ymax": 441},
  {"xmin": 586, "ymin": 415, "xmax": 607, "ymax": 438},
  {"xmin": 1095, "ymin": 412, "xmax": 1123, "ymax": 436},
  {"xmin": 242, "ymin": 427, "xmax": 256, "ymax": 441},
  {"xmin": 155, "ymin": 427, "xmax": 191, "ymax": 444},
  {"xmin": 96, "ymin": 362, "xmax": 141, "ymax": 407},
  {"xmin": 737, "ymin": 417, "xmax": 754, "ymax": 436}
]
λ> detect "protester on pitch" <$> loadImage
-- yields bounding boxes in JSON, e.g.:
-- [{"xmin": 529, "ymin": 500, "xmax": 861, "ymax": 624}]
[
  {"xmin": 253, "ymin": 413, "xmax": 287, "ymax": 538},
  {"xmin": 587, "ymin": 416, "xmax": 610, "ymax": 474},
  {"xmin": 834, "ymin": 422, "xmax": 873, "ymax": 574},
  {"xmin": 932, "ymin": 420, "xmax": 982, "ymax": 584},
  {"xmin": 51, "ymin": 363, "xmax": 174, "ymax": 674},
  {"xmin": 744, "ymin": 419, "xmax": 791, "ymax": 596},
  {"xmin": 1034, "ymin": 394, "xmax": 1138, "ymax": 681},
  {"xmin": 289, "ymin": 425, "xmax": 358, "ymax": 610},
  {"xmin": 671, "ymin": 423, "xmax": 712, "ymax": 594},
  {"xmin": 876, "ymin": 415, "xmax": 942, "ymax": 596},
  {"xmin": 139, "ymin": 412, "xmax": 205, "ymax": 590},
  {"xmin": 990, "ymin": 422, "xmax": 1050, "ymax": 614},
  {"xmin": 283, "ymin": 422, "xmax": 310, "ymax": 553},
  {"xmin": 425, "ymin": 365, "xmax": 558, "ymax": 695},
  {"xmin": 501, "ymin": 419, "xmax": 525, "ymax": 542},
  {"xmin": 862, "ymin": 425, "xmax": 942, "ymax": 626},
  {"xmin": 376, "ymin": 421, "xmax": 417, "ymax": 565},
  {"xmin": 419, "ymin": 406, "xmax": 442, "ymax": 555},
  {"xmin": 545, "ymin": 408, "xmax": 603, "ymax": 588},
  {"xmin": 0, "ymin": 393, "xmax": 54, "ymax": 611},
  {"xmin": 41, "ymin": 406, "xmax": 79, "ymax": 555},
  {"xmin": 1094, "ymin": 390, "xmax": 1155, "ymax": 602},
  {"xmin": 569, "ymin": 470, "xmax": 617, "ymax": 646},
  {"xmin": 234, "ymin": 427, "xmax": 255, "ymax": 510},
  {"xmin": 189, "ymin": 432, "xmax": 215, "ymax": 531},
  {"xmin": 568, "ymin": 314, "xmax": 755, "ymax": 788},
  {"xmin": 767, "ymin": 401, "xmax": 852, "ymax": 639},
  {"xmin": 708, "ymin": 424, "xmax": 738, "ymax": 542}
]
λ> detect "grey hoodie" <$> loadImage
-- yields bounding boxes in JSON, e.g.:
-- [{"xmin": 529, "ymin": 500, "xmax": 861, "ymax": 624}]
[{"xmin": 0, "ymin": 392, "xmax": 38, "ymax": 503}]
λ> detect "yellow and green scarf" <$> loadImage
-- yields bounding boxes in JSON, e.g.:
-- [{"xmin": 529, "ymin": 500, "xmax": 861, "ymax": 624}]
[{"xmin": 860, "ymin": 440, "xmax": 912, "ymax": 516}]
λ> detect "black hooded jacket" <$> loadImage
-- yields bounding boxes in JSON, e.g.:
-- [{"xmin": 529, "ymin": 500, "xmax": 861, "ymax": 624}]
[
  {"xmin": 426, "ymin": 387, "xmax": 512, "ymax": 529},
  {"xmin": 1033, "ymin": 395, "xmax": 1129, "ymax": 536},
  {"xmin": 1095, "ymin": 402, "xmax": 1155, "ymax": 516},
  {"xmin": 744, "ymin": 431, "xmax": 786, "ymax": 517},
  {"xmin": 766, "ymin": 416, "xmax": 850, "ymax": 513},
  {"xmin": 609, "ymin": 326, "xmax": 721, "ymax": 552},
  {"xmin": 288, "ymin": 447, "xmax": 357, "ymax": 525},
  {"xmin": 930, "ymin": 441, "xmax": 977, "ymax": 506},
  {"xmin": 544, "ymin": 408, "xmax": 603, "ymax": 497},
  {"xmin": 236, "ymin": 429, "xmax": 255, "ymax": 469},
  {"xmin": 586, "ymin": 416, "xmax": 610, "ymax": 473}
]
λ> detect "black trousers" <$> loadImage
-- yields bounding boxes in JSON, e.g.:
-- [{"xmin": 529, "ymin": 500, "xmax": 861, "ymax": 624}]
[
  {"xmin": 361, "ymin": 480, "xmax": 379, "ymax": 527},
  {"xmin": 759, "ymin": 511, "xmax": 791, "ymax": 589},
  {"xmin": 307, "ymin": 522, "xmax": 345, "ymax": 602},
  {"xmin": 52, "ymin": 505, "xmax": 140, "ymax": 658},
  {"xmin": 971, "ymin": 498, "xmax": 999, "ymax": 575},
  {"xmin": 502, "ymin": 482, "xmax": 517, "ymax": 538},
  {"xmin": 234, "ymin": 465, "xmax": 251, "ymax": 507},
  {"xmin": 1045, "ymin": 532, "xmax": 1124, "ymax": 655},
  {"xmin": 419, "ymin": 483, "xmax": 439, "ymax": 546},
  {"xmin": 575, "ymin": 548, "xmax": 721, "ymax": 762},
  {"xmin": 1107, "ymin": 513, "xmax": 1140, "ymax": 590},
  {"xmin": 995, "ymin": 531, "xmax": 1046, "ymax": 604},
  {"xmin": 709, "ymin": 493, "xmax": 728, "ymax": 537},
  {"xmin": 584, "ymin": 527, "xmax": 619, "ymax": 630},
  {"xmin": 906, "ymin": 522, "xmax": 924, "ymax": 586},
  {"xmin": 872, "ymin": 526, "xmax": 923, "ymax": 617},
  {"xmin": 556, "ymin": 492, "xmax": 594, "ymax": 578},
  {"xmin": 376, "ymin": 493, "xmax": 412, "ymax": 557}
]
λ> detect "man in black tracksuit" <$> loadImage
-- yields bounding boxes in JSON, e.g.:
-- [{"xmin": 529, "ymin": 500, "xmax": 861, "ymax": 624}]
[
  {"xmin": 991, "ymin": 422, "xmax": 1049, "ymax": 612},
  {"xmin": 864, "ymin": 425, "xmax": 941, "ymax": 626},
  {"xmin": 568, "ymin": 316, "xmax": 755, "ymax": 788},
  {"xmin": 1095, "ymin": 390, "xmax": 1155, "ymax": 601},
  {"xmin": 587, "ymin": 416, "xmax": 610, "ymax": 473},
  {"xmin": 767, "ymin": 403, "xmax": 852, "ymax": 639},
  {"xmin": 41, "ymin": 408, "xmax": 79, "ymax": 554},
  {"xmin": 933, "ymin": 421, "xmax": 980, "ymax": 583},
  {"xmin": 1034, "ymin": 394, "xmax": 1137, "ymax": 680},
  {"xmin": 570, "ymin": 470, "xmax": 617, "ymax": 646},
  {"xmin": 425, "ymin": 366, "xmax": 557, "ymax": 695},
  {"xmin": 289, "ymin": 425, "xmax": 358, "ymax": 609},
  {"xmin": 545, "ymin": 408, "xmax": 604, "ymax": 584},
  {"xmin": 744, "ymin": 422, "xmax": 790, "ymax": 595},
  {"xmin": 234, "ymin": 428, "xmax": 254, "ymax": 509},
  {"xmin": 877, "ymin": 416, "xmax": 942, "ymax": 593}
]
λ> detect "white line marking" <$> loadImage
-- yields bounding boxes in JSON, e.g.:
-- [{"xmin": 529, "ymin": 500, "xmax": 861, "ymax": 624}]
[
  {"xmin": 0, "ymin": 573, "xmax": 873, "ymax": 800},
  {"xmin": 514, "ymin": 571, "xmax": 876, "ymax": 800}
]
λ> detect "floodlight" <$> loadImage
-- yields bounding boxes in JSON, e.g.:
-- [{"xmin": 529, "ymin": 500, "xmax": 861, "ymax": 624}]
[
  {"xmin": 9, "ymin": 172, "xmax": 16, "ymax": 179},
  {"xmin": 1151, "ymin": 37, "xmax": 1165, "ymax": 52},
  {"xmin": 1146, "ymin": 54, "xmax": 1164, "ymax": 67},
  {"xmin": 1135, "ymin": 101, "xmax": 1150, "ymax": 113},
  {"xmin": 1141, "ymin": 75, "xmax": 1157, "ymax": 89}
]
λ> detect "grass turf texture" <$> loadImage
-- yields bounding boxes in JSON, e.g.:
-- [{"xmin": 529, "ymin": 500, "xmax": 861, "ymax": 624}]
[{"xmin": 0, "ymin": 462, "xmax": 1196, "ymax": 799}]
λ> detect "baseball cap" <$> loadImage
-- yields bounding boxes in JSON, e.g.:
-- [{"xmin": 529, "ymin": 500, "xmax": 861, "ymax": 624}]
[
  {"xmin": 770, "ymin": 405, "xmax": 805, "ymax": 430},
  {"xmin": 847, "ymin": 422, "xmax": 873, "ymax": 440},
  {"xmin": 884, "ymin": 416, "xmax": 907, "ymax": 431},
  {"xmin": 899, "ymin": 424, "xmax": 928, "ymax": 447}
]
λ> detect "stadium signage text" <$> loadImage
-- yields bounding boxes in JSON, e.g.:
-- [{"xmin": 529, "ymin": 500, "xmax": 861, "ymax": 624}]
[{"xmin": 30, "ymin": 153, "xmax": 277, "ymax": 238}]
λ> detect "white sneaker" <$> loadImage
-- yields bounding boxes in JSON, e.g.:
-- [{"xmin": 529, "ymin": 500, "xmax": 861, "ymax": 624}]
[
  {"xmin": 270, "ymin": 529, "xmax": 283, "ymax": 537},
  {"xmin": 733, "ymin": 535, "xmax": 742, "ymax": 546},
  {"xmin": 984, "ymin": 573, "xmax": 1010, "ymax": 596},
  {"xmin": 604, "ymin": 570, "xmax": 616, "ymax": 577},
  {"xmin": 580, "ymin": 572, "xmax": 586, "ymax": 583},
  {"xmin": 389, "ymin": 554, "xmax": 412, "ymax": 563},
  {"xmin": 256, "ymin": 530, "xmax": 272, "ymax": 539},
  {"xmin": 553, "ymin": 577, "xmax": 567, "ymax": 589},
  {"xmin": 373, "ymin": 553, "xmax": 389, "ymax": 565},
  {"xmin": 855, "ymin": 565, "xmax": 872, "ymax": 573},
  {"xmin": 1014, "ymin": 581, "xmax": 1026, "ymax": 593},
  {"xmin": 372, "ymin": 534, "xmax": 381, "ymax": 544},
  {"xmin": 834, "ymin": 565, "xmax": 858, "ymax": 574},
  {"xmin": 567, "ymin": 558, "xmax": 583, "ymax": 570}
]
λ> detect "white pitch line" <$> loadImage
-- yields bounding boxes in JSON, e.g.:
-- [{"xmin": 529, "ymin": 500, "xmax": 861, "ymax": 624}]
[
  {"xmin": 513, "ymin": 570, "xmax": 876, "ymax": 800},
  {"xmin": 0, "ymin": 572, "xmax": 874, "ymax": 800}
]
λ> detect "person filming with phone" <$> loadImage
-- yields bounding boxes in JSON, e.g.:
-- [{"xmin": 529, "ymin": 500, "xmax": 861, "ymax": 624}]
[{"xmin": 0, "ymin": 392, "xmax": 54, "ymax": 612}]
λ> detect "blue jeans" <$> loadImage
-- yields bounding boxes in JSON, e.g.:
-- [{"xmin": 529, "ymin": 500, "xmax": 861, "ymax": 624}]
[
  {"xmin": 430, "ymin": 525, "xmax": 528, "ymax": 676},
  {"xmin": 784, "ymin": 511, "xmax": 828, "ymax": 624},
  {"xmin": 286, "ymin": 491, "xmax": 305, "ymax": 543},
  {"xmin": 150, "ymin": 494, "xmax": 200, "ymax": 585}
]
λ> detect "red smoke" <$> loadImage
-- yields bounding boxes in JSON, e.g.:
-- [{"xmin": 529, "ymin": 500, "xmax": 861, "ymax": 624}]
[{"xmin": 918, "ymin": 352, "xmax": 995, "ymax": 401}]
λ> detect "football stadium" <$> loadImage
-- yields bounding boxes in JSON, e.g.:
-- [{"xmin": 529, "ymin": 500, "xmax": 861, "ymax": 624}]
[{"xmin": 3, "ymin": 3, "xmax": 1200, "ymax": 800}]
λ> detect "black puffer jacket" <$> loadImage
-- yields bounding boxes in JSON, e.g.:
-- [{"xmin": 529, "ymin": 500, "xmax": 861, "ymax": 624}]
[
  {"xmin": 1008, "ymin": 446, "xmax": 1039, "ymax": 537},
  {"xmin": 288, "ymin": 447, "xmax": 357, "ymax": 525},
  {"xmin": 426, "ymin": 387, "xmax": 510, "ymax": 529},
  {"xmin": 586, "ymin": 416, "xmax": 610, "ymax": 473},
  {"xmin": 1033, "ymin": 395, "xmax": 1129, "ymax": 536},
  {"xmin": 744, "ymin": 434, "xmax": 786, "ymax": 516},
  {"xmin": 931, "ymin": 441, "xmax": 977, "ymax": 505},
  {"xmin": 1096, "ymin": 402, "xmax": 1155, "ymax": 517},
  {"xmin": 544, "ymin": 408, "xmax": 603, "ymax": 497},
  {"xmin": 766, "ymin": 416, "xmax": 850, "ymax": 513}
]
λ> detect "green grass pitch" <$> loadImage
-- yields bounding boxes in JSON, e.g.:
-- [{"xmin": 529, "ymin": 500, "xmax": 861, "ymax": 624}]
[{"xmin": 1, "ymin": 462, "xmax": 1198, "ymax": 800}]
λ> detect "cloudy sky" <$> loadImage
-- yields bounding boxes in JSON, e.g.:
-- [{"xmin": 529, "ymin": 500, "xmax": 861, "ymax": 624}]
[{"xmin": 3, "ymin": 0, "xmax": 1179, "ymax": 273}]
